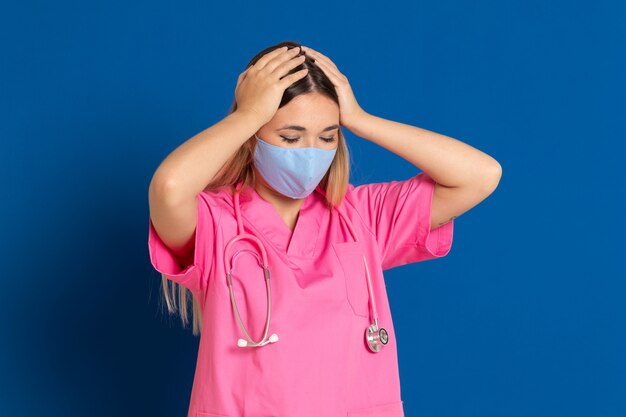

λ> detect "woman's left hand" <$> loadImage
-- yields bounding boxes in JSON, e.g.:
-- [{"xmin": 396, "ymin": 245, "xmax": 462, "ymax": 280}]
[{"xmin": 301, "ymin": 45, "xmax": 367, "ymax": 129}]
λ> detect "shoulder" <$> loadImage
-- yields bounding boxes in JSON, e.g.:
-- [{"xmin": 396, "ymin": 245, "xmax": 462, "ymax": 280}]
[
  {"xmin": 339, "ymin": 172, "xmax": 435, "ymax": 219},
  {"xmin": 345, "ymin": 173, "xmax": 434, "ymax": 201}
]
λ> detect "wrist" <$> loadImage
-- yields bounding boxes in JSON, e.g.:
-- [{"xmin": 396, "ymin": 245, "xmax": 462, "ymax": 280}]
[
  {"xmin": 231, "ymin": 110, "xmax": 267, "ymax": 130},
  {"xmin": 343, "ymin": 109, "xmax": 370, "ymax": 134}
]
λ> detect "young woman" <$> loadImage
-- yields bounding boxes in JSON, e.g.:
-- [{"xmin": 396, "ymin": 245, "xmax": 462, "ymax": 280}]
[{"xmin": 148, "ymin": 41, "xmax": 501, "ymax": 417}]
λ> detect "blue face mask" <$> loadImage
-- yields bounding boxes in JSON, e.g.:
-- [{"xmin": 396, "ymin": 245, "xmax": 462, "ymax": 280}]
[{"xmin": 253, "ymin": 134, "xmax": 337, "ymax": 199}]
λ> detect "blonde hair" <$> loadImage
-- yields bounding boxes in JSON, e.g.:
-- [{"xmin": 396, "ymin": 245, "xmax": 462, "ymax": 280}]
[{"xmin": 160, "ymin": 40, "xmax": 353, "ymax": 335}]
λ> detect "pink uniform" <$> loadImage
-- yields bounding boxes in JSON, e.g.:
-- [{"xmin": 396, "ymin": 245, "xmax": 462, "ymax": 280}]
[{"xmin": 148, "ymin": 172, "xmax": 454, "ymax": 417}]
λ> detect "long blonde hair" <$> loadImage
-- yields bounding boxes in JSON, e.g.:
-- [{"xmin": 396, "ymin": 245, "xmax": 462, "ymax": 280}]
[{"xmin": 161, "ymin": 40, "xmax": 353, "ymax": 335}]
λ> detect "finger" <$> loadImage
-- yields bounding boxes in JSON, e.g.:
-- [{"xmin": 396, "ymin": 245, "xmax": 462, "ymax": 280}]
[
  {"xmin": 266, "ymin": 46, "xmax": 303, "ymax": 74},
  {"xmin": 301, "ymin": 46, "xmax": 338, "ymax": 71},
  {"xmin": 273, "ymin": 53, "xmax": 306, "ymax": 77},
  {"xmin": 238, "ymin": 66, "xmax": 251, "ymax": 81},
  {"xmin": 311, "ymin": 55, "xmax": 342, "ymax": 83},
  {"xmin": 279, "ymin": 68, "xmax": 309, "ymax": 89},
  {"xmin": 253, "ymin": 46, "xmax": 290, "ymax": 71}
]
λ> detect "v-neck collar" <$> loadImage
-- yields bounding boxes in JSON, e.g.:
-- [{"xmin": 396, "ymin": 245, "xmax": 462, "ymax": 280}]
[{"xmin": 236, "ymin": 184, "xmax": 324, "ymax": 259}]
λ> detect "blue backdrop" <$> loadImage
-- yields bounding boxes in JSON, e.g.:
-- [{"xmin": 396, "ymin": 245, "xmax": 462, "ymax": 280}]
[{"xmin": 2, "ymin": 1, "xmax": 624, "ymax": 416}]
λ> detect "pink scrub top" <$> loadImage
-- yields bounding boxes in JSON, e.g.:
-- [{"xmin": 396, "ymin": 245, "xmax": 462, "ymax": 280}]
[{"xmin": 148, "ymin": 172, "xmax": 454, "ymax": 417}]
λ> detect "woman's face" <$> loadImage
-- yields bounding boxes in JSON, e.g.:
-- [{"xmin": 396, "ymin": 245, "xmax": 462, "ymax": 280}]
[
  {"xmin": 251, "ymin": 92, "xmax": 340, "ymax": 199},
  {"xmin": 256, "ymin": 92, "xmax": 340, "ymax": 151}
]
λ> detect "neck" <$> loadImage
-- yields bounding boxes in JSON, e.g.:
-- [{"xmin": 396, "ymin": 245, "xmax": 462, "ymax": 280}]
[
  {"xmin": 254, "ymin": 177, "xmax": 305, "ymax": 210},
  {"xmin": 253, "ymin": 177, "xmax": 306, "ymax": 231}
]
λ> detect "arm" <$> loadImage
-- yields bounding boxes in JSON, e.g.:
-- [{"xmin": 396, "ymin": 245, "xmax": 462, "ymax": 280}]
[
  {"xmin": 297, "ymin": 45, "xmax": 501, "ymax": 230},
  {"xmin": 148, "ymin": 110, "xmax": 263, "ymax": 266},
  {"xmin": 344, "ymin": 112, "xmax": 502, "ymax": 230}
]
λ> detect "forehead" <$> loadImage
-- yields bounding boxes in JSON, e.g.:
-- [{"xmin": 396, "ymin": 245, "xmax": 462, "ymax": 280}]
[{"xmin": 272, "ymin": 93, "xmax": 339, "ymax": 128}]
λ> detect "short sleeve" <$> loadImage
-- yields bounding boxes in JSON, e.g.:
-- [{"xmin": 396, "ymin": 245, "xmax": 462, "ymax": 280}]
[
  {"xmin": 147, "ymin": 192, "xmax": 218, "ymax": 293},
  {"xmin": 347, "ymin": 172, "xmax": 454, "ymax": 270}
]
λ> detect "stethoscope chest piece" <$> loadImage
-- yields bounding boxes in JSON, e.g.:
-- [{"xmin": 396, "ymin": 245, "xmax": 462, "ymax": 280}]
[{"xmin": 366, "ymin": 320, "xmax": 389, "ymax": 353}]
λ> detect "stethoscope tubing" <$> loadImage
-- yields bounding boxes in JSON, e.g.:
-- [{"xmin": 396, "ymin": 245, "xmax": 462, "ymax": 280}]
[{"xmin": 224, "ymin": 181, "xmax": 384, "ymax": 350}]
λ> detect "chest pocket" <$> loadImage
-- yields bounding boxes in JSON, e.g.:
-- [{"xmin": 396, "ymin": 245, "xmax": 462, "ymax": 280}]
[{"xmin": 331, "ymin": 241, "xmax": 371, "ymax": 318}]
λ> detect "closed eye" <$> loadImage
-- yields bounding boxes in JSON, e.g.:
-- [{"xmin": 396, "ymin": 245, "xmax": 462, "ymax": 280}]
[{"xmin": 280, "ymin": 135, "xmax": 336, "ymax": 144}]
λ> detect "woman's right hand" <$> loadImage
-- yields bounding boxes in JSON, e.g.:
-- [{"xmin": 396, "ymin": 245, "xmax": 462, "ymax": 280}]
[{"xmin": 234, "ymin": 46, "xmax": 308, "ymax": 126}]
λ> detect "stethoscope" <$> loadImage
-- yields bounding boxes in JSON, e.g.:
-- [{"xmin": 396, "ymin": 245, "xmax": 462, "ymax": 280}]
[{"xmin": 224, "ymin": 181, "xmax": 389, "ymax": 353}]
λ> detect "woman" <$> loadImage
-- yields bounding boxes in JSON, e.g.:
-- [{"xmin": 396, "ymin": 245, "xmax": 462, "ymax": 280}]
[{"xmin": 148, "ymin": 41, "xmax": 501, "ymax": 417}]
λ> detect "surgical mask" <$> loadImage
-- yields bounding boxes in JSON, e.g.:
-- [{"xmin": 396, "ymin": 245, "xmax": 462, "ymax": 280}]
[{"xmin": 253, "ymin": 134, "xmax": 337, "ymax": 199}]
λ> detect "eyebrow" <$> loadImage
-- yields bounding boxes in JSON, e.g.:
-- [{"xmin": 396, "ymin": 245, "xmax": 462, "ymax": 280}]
[{"xmin": 276, "ymin": 124, "xmax": 340, "ymax": 132}]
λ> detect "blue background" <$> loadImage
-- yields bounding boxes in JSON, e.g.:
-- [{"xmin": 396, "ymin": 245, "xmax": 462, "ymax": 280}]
[{"xmin": 2, "ymin": 1, "xmax": 624, "ymax": 416}]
